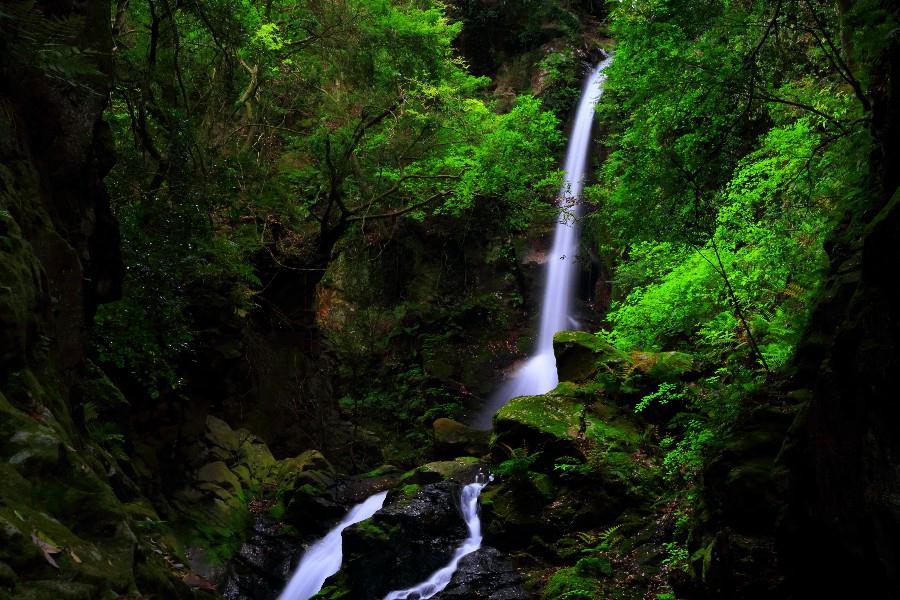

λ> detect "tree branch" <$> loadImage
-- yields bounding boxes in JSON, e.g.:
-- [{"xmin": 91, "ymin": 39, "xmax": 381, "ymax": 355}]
[{"xmin": 347, "ymin": 190, "xmax": 452, "ymax": 223}]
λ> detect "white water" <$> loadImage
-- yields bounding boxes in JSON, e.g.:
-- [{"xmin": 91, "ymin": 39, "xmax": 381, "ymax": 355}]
[
  {"xmin": 279, "ymin": 491, "xmax": 388, "ymax": 600},
  {"xmin": 472, "ymin": 56, "xmax": 613, "ymax": 429},
  {"xmin": 382, "ymin": 474, "xmax": 489, "ymax": 600}
]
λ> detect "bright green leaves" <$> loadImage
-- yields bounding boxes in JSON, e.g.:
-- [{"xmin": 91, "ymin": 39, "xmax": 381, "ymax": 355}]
[
  {"xmin": 461, "ymin": 96, "xmax": 564, "ymax": 229},
  {"xmin": 252, "ymin": 22, "xmax": 283, "ymax": 51},
  {"xmin": 594, "ymin": 0, "xmax": 871, "ymax": 373}
]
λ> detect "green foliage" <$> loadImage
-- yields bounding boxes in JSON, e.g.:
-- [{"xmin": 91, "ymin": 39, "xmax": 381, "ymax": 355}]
[
  {"xmin": 494, "ymin": 447, "xmax": 540, "ymax": 481},
  {"xmin": 662, "ymin": 541, "xmax": 689, "ymax": 572},
  {"xmin": 592, "ymin": 0, "xmax": 871, "ymax": 373},
  {"xmin": 635, "ymin": 382, "xmax": 688, "ymax": 413},
  {"xmin": 552, "ymin": 455, "xmax": 592, "ymax": 478},
  {"xmin": 0, "ymin": 1, "xmax": 101, "ymax": 87},
  {"xmin": 95, "ymin": 0, "xmax": 564, "ymax": 411}
]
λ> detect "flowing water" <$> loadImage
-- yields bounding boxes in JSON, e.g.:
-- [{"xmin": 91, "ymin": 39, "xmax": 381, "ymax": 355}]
[
  {"xmin": 472, "ymin": 56, "xmax": 613, "ymax": 429},
  {"xmin": 382, "ymin": 472, "xmax": 491, "ymax": 600},
  {"xmin": 279, "ymin": 491, "xmax": 388, "ymax": 600},
  {"xmin": 279, "ymin": 55, "xmax": 612, "ymax": 600}
]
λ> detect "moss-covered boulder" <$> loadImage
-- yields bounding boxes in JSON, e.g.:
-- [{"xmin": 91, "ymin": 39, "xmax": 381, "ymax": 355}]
[
  {"xmin": 401, "ymin": 456, "xmax": 484, "ymax": 485},
  {"xmin": 553, "ymin": 330, "xmax": 631, "ymax": 383},
  {"xmin": 492, "ymin": 392, "xmax": 585, "ymax": 459},
  {"xmin": 432, "ymin": 418, "xmax": 491, "ymax": 458},
  {"xmin": 551, "ymin": 330, "xmax": 694, "ymax": 404}
]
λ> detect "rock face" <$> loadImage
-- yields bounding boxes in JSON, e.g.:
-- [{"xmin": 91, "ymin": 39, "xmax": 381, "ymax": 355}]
[
  {"xmin": 778, "ymin": 187, "xmax": 900, "ymax": 597},
  {"xmin": 439, "ymin": 546, "xmax": 527, "ymax": 599},
  {"xmin": 433, "ymin": 418, "xmax": 491, "ymax": 458},
  {"xmin": 0, "ymin": 3, "xmax": 192, "ymax": 597}
]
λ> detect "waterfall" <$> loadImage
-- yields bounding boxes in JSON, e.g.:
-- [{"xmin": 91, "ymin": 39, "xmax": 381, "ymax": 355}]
[
  {"xmin": 382, "ymin": 474, "xmax": 491, "ymax": 600},
  {"xmin": 279, "ymin": 491, "xmax": 388, "ymax": 600},
  {"xmin": 472, "ymin": 56, "xmax": 613, "ymax": 429}
]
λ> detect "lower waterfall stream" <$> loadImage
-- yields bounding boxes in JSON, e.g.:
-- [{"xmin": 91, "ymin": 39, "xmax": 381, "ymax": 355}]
[
  {"xmin": 382, "ymin": 473, "xmax": 491, "ymax": 600},
  {"xmin": 279, "ymin": 491, "xmax": 388, "ymax": 600}
]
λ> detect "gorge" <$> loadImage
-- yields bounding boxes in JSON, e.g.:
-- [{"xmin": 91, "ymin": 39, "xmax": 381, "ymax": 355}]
[{"xmin": 1, "ymin": 1, "xmax": 899, "ymax": 599}]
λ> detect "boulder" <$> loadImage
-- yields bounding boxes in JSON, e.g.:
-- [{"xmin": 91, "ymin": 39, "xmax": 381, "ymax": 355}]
[
  {"xmin": 197, "ymin": 462, "xmax": 243, "ymax": 496},
  {"xmin": 205, "ymin": 416, "xmax": 241, "ymax": 455},
  {"xmin": 440, "ymin": 546, "xmax": 527, "ymax": 599},
  {"xmin": 402, "ymin": 457, "xmax": 484, "ymax": 485},
  {"xmin": 433, "ymin": 418, "xmax": 490, "ymax": 458},
  {"xmin": 333, "ymin": 481, "xmax": 468, "ymax": 598},
  {"xmin": 492, "ymin": 393, "xmax": 584, "ymax": 460},
  {"xmin": 553, "ymin": 330, "xmax": 630, "ymax": 384},
  {"xmin": 551, "ymin": 330, "xmax": 694, "ymax": 402}
]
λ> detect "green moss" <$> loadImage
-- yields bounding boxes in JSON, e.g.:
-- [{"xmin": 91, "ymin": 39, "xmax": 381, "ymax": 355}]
[
  {"xmin": 495, "ymin": 394, "xmax": 583, "ymax": 440},
  {"xmin": 543, "ymin": 566, "xmax": 598, "ymax": 599},
  {"xmin": 362, "ymin": 464, "xmax": 400, "ymax": 479},
  {"xmin": 575, "ymin": 556, "xmax": 613, "ymax": 578},
  {"xmin": 400, "ymin": 484, "xmax": 421, "ymax": 497},
  {"xmin": 529, "ymin": 472, "xmax": 554, "ymax": 500},
  {"xmin": 352, "ymin": 520, "xmax": 394, "ymax": 543},
  {"xmin": 585, "ymin": 418, "xmax": 640, "ymax": 449},
  {"xmin": 268, "ymin": 500, "xmax": 286, "ymax": 520}
]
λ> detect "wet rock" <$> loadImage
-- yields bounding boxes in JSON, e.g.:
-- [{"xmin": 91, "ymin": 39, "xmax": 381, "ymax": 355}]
[
  {"xmin": 334, "ymin": 481, "xmax": 468, "ymax": 599},
  {"xmin": 403, "ymin": 457, "xmax": 485, "ymax": 485},
  {"xmin": 220, "ymin": 516, "xmax": 298, "ymax": 600},
  {"xmin": 433, "ymin": 418, "xmax": 491, "ymax": 458},
  {"xmin": 439, "ymin": 546, "xmax": 528, "ymax": 599}
]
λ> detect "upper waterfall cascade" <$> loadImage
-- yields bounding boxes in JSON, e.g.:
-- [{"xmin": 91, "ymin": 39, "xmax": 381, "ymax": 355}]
[{"xmin": 473, "ymin": 56, "xmax": 614, "ymax": 429}]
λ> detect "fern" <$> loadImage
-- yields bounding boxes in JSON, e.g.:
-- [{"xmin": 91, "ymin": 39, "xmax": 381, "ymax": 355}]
[{"xmin": 600, "ymin": 524, "xmax": 622, "ymax": 544}]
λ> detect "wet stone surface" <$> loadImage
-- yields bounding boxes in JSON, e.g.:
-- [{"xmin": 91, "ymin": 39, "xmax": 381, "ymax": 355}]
[{"xmin": 438, "ymin": 546, "xmax": 528, "ymax": 599}]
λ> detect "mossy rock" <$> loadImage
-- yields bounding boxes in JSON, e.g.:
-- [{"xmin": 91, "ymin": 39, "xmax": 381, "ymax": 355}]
[
  {"xmin": 0, "ymin": 559, "xmax": 16, "ymax": 589},
  {"xmin": 492, "ymin": 390, "xmax": 599, "ymax": 463},
  {"xmin": 204, "ymin": 415, "xmax": 241, "ymax": 455},
  {"xmin": 400, "ymin": 456, "xmax": 482, "ymax": 485},
  {"xmin": 6, "ymin": 430, "xmax": 61, "ymax": 473},
  {"xmin": 494, "ymin": 393, "xmax": 583, "ymax": 446},
  {"xmin": 197, "ymin": 461, "xmax": 243, "ymax": 496},
  {"xmin": 575, "ymin": 556, "xmax": 613, "ymax": 578},
  {"xmin": 12, "ymin": 580, "xmax": 98, "ymax": 600},
  {"xmin": 629, "ymin": 350, "xmax": 693, "ymax": 382},
  {"xmin": 296, "ymin": 449, "xmax": 334, "ymax": 472},
  {"xmin": 361, "ymin": 464, "xmax": 402, "ymax": 479},
  {"xmin": 552, "ymin": 331, "xmax": 694, "ymax": 402},
  {"xmin": 432, "ymin": 418, "xmax": 490, "ymax": 458},
  {"xmin": 481, "ymin": 480, "xmax": 550, "ymax": 542},
  {"xmin": 553, "ymin": 330, "xmax": 630, "ymax": 384},
  {"xmin": 237, "ymin": 438, "xmax": 276, "ymax": 479}
]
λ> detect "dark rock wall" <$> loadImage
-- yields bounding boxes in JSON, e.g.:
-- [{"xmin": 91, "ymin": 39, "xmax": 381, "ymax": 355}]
[
  {"xmin": 0, "ymin": 0, "xmax": 122, "ymax": 377},
  {"xmin": 779, "ymin": 2, "xmax": 900, "ymax": 595}
]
